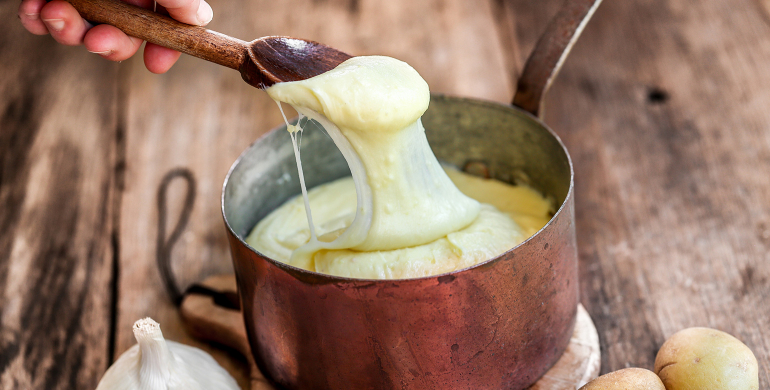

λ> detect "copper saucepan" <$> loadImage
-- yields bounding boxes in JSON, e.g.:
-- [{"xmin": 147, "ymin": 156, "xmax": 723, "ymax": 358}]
[{"xmin": 221, "ymin": 0, "xmax": 601, "ymax": 388}]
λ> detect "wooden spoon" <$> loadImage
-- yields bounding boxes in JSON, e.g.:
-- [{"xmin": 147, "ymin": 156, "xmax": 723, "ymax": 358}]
[{"xmin": 63, "ymin": 0, "xmax": 352, "ymax": 88}]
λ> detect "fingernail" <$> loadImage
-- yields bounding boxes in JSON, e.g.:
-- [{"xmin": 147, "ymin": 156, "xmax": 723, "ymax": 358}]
[
  {"xmin": 43, "ymin": 18, "xmax": 65, "ymax": 31},
  {"xmin": 25, "ymin": 13, "xmax": 40, "ymax": 20},
  {"xmin": 196, "ymin": 1, "xmax": 213, "ymax": 25},
  {"xmin": 88, "ymin": 49, "xmax": 112, "ymax": 56}
]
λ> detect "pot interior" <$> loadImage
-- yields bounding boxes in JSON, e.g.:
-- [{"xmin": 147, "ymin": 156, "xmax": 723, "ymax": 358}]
[{"xmin": 223, "ymin": 94, "xmax": 572, "ymax": 243}]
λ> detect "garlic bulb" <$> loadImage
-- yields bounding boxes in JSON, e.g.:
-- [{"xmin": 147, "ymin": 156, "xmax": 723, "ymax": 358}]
[{"xmin": 96, "ymin": 318, "xmax": 241, "ymax": 390}]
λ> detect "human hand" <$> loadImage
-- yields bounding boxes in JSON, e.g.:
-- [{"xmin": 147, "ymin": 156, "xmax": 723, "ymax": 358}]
[{"xmin": 18, "ymin": 0, "xmax": 214, "ymax": 73}]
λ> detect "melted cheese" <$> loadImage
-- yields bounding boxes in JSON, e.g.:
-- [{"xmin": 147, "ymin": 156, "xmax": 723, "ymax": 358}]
[
  {"xmin": 246, "ymin": 56, "xmax": 552, "ymax": 279},
  {"xmin": 247, "ymin": 171, "xmax": 551, "ymax": 279}
]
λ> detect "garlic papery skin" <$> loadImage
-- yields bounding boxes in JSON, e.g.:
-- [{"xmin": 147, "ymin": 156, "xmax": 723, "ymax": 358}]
[{"xmin": 95, "ymin": 318, "xmax": 241, "ymax": 390}]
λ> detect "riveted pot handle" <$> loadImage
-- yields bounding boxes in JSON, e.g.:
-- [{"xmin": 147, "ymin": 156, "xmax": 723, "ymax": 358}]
[{"xmin": 512, "ymin": 0, "xmax": 603, "ymax": 118}]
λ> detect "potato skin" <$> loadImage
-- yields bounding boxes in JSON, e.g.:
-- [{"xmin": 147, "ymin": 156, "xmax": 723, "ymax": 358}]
[
  {"xmin": 579, "ymin": 368, "xmax": 665, "ymax": 390},
  {"xmin": 654, "ymin": 327, "xmax": 758, "ymax": 390}
]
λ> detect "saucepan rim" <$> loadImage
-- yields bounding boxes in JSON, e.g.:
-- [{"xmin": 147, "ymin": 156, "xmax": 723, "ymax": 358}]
[{"xmin": 221, "ymin": 93, "xmax": 574, "ymax": 283}]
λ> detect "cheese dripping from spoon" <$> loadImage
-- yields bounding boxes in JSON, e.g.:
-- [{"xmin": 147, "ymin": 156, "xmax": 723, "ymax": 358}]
[
  {"xmin": 248, "ymin": 56, "xmax": 550, "ymax": 279},
  {"xmin": 266, "ymin": 56, "xmax": 479, "ymax": 269}
]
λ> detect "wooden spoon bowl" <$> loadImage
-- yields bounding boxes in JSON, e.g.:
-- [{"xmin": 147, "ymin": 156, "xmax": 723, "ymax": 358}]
[{"xmin": 242, "ymin": 37, "xmax": 352, "ymax": 88}]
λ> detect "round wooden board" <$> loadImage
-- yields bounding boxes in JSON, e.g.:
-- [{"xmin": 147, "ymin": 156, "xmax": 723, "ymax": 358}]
[
  {"xmin": 529, "ymin": 304, "xmax": 601, "ymax": 389},
  {"xmin": 181, "ymin": 275, "xmax": 601, "ymax": 390}
]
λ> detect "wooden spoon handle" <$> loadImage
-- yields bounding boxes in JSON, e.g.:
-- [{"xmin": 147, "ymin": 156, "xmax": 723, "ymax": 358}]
[
  {"xmin": 64, "ymin": 0, "xmax": 248, "ymax": 70},
  {"xmin": 512, "ymin": 0, "xmax": 604, "ymax": 117}
]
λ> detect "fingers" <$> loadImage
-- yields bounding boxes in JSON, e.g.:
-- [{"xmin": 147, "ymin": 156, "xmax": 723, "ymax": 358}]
[
  {"xmin": 142, "ymin": 0, "xmax": 212, "ymax": 73},
  {"xmin": 19, "ymin": 0, "xmax": 210, "ymax": 73},
  {"xmin": 83, "ymin": 24, "xmax": 143, "ymax": 61},
  {"xmin": 18, "ymin": 0, "xmax": 49, "ymax": 35},
  {"xmin": 144, "ymin": 43, "xmax": 182, "ymax": 74},
  {"xmin": 158, "ymin": 0, "xmax": 213, "ymax": 26},
  {"xmin": 38, "ymin": 0, "xmax": 90, "ymax": 45},
  {"xmin": 122, "ymin": 0, "xmax": 156, "ymax": 9}
]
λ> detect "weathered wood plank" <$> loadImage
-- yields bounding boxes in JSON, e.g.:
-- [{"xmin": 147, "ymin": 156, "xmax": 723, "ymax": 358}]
[
  {"xmin": 4, "ymin": 0, "xmax": 770, "ymax": 387},
  {"xmin": 115, "ymin": 55, "xmax": 266, "ymax": 390},
  {"xmin": 539, "ymin": 0, "xmax": 770, "ymax": 386},
  {"xmin": 0, "ymin": 5, "xmax": 119, "ymax": 389},
  {"xmin": 113, "ymin": 0, "xmax": 518, "ymax": 387},
  {"xmin": 114, "ymin": 4, "xmax": 293, "ymax": 389},
  {"xmin": 115, "ymin": 0, "xmax": 770, "ymax": 387}
]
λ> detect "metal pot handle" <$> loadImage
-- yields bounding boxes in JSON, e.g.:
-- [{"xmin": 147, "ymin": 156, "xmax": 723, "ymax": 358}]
[{"xmin": 512, "ymin": 0, "xmax": 603, "ymax": 118}]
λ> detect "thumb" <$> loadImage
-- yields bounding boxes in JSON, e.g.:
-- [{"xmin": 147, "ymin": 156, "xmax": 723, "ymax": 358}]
[{"xmin": 157, "ymin": 0, "xmax": 213, "ymax": 26}]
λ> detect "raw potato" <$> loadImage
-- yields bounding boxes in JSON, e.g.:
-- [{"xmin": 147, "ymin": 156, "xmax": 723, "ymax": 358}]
[
  {"xmin": 579, "ymin": 368, "xmax": 665, "ymax": 389},
  {"xmin": 654, "ymin": 327, "xmax": 758, "ymax": 390}
]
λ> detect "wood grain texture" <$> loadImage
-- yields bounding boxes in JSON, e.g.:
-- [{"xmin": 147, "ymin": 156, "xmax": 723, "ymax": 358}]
[
  {"xmin": 114, "ymin": 52, "xmax": 265, "ymax": 390},
  {"xmin": 113, "ymin": 0, "xmax": 523, "ymax": 387},
  {"xmin": 540, "ymin": 0, "xmax": 770, "ymax": 385},
  {"xmin": 0, "ymin": 6, "xmax": 119, "ymax": 389},
  {"xmin": 2, "ymin": 0, "xmax": 770, "ymax": 388}
]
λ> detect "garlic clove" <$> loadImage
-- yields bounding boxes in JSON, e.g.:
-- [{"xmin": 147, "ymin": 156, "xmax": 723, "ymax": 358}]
[{"xmin": 95, "ymin": 318, "xmax": 240, "ymax": 390}]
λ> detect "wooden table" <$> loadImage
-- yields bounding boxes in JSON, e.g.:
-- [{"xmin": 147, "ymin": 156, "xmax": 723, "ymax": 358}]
[{"xmin": 1, "ymin": 0, "xmax": 769, "ymax": 388}]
